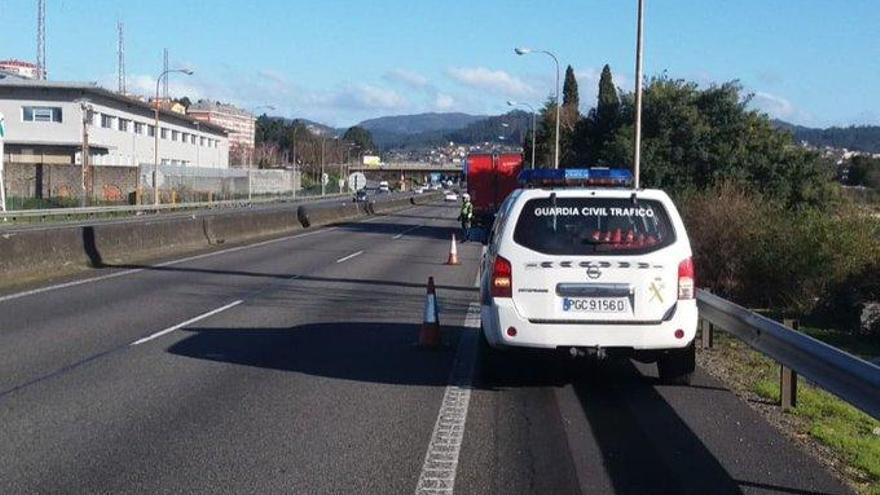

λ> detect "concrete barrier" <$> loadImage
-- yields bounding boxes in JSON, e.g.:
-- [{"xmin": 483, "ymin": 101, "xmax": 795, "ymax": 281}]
[
  {"xmin": 297, "ymin": 200, "xmax": 369, "ymax": 228},
  {"xmin": 0, "ymin": 193, "xmax": 443, "ymax": 288}
]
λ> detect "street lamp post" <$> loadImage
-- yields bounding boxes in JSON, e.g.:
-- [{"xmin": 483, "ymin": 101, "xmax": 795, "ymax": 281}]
[
  {"xmin": 515, "ymin": 47, "xmax": 560, "ymax": 169},
  {"xmin": 507, "ymin": 100, "xmax": 537, "ymax": 169},
  {"xmin": 153, "ymin": 68, "xmax": 193, "ymax": 206},
  {"xmin": 633, "ymin": 0, "xmax": 645, "ymax": 189}
]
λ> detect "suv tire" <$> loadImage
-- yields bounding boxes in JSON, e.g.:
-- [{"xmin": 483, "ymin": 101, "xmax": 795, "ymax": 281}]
[{"xmin": 657, "ymin": 342, "xmax": 695, "ymax": 385}]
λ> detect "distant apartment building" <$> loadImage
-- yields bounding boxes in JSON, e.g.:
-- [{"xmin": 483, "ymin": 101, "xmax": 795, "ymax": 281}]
[
  {"xmin": 0, "ymin": 59, "xmax": 38, "ymax": 79},
  {"xmin": 0, "ymin": 78, "xmax": 229, "ymax": 168},
  {"xmin": 187, "ymin": 100, "xmax": 255, "ymax": 167}
]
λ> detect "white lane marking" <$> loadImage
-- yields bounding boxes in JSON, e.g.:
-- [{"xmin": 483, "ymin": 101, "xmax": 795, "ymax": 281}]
[
  {"xmin": 335, "ymin": 250, "xmax": 364, "ymax": 264},
  {"xmin": 0, "ymin": 227, "xmax": 338, "ymax": 305},
  {"xmin": 415, "ymin": 303, "xmax": 480, "ymax": 495},
  {"xmin": 130, "ymin": 300, "xmax": 243, "ymax": 346},
  {"xmin": 393, "ymin": 224, "xmax": 422, "ymax": 240}
]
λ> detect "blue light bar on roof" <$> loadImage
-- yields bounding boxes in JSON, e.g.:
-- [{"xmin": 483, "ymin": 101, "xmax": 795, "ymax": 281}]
[{"xmin": 518, "ymin": 167, "xmax": 634, "ymax": 187}]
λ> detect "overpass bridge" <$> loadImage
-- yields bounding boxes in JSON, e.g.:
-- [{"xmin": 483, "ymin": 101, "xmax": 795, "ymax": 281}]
[{"xmin": 348, "ymin": 162, "xmax": 462, "ymax": 187}]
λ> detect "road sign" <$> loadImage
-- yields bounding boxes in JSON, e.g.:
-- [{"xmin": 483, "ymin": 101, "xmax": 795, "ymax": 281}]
[
  {"xmin": 321, "ymin": 173, "xmax": 329, "ymax": 186},
  {"xmin": 348, "ymin": 172, "xmax": 367, "ymax": 191}
]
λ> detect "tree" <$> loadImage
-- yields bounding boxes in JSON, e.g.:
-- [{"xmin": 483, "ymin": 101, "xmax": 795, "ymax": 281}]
[
  {"xmin": 562, "ymin": 65, "xmax": 579, "ymax": 110},
  {"xmin": 846, "ymin": 155, "xmax": 880, "ymax": 188},
  {"xmin": 598, "ymin": 76, "xmax": 835, "ymax": 206},
  {"xmin": 342, "ymin": 126, "xmax": 376, "ymax": 152},
  {"xmin": 175, "ymin": 96, "xmax": 192, "ymax": 109}
]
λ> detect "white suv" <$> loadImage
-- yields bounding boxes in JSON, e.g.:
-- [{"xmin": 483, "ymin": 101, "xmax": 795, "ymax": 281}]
[{"xmin": 479, "ymin": 171, "xmax": 697, "ymax": 384}]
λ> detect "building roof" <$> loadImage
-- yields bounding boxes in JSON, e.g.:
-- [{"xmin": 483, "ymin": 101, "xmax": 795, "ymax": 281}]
[
  {"xmin": 0, "ymin": 59, "xmax": 38, "ymax": 69},
  {"xmin": 188, "ymin": 100, "xmax": 253, "ymax": 118},
  {"xmin": 0, "ymin": 78, "xmax": 228, "ymax": 136}
]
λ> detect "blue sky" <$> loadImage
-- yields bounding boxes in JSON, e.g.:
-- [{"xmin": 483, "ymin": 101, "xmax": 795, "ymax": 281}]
[{"xmin": 1, "ymin": 0, "xmax": 878, "ymax": 128}]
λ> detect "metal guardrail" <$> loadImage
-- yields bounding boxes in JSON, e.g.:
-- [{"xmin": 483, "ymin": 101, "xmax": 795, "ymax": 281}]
[
  {"xmin": 697, "ymin": 289, "xmax": 880, "ymax": 420},
  {"xmin": 0, "ymin": 192, "xmax": 354, "ymax": 221}
]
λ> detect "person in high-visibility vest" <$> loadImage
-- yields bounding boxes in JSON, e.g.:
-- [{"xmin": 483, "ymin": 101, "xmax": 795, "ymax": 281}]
[{"xmin": 458, "ymin": 193, "xmax": 474, "ymax": 242}]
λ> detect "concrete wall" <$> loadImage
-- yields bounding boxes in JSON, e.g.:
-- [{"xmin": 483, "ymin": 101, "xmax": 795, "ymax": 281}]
[{"xmin": 5, "ymin": 163, "xmax": 138, "ymax": 202}]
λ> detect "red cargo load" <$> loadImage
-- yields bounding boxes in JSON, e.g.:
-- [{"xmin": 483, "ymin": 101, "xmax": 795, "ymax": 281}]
[{"xmin": 466, "ymin": 153, "xmax": 523, "ymax": 222}]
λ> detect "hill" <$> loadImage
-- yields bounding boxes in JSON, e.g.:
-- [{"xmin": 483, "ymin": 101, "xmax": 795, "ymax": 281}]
[
  {"xmin": 357, "ymin": 112, "xmax": 486, "ymax": 135},
  {"xmin": 773, "ymin": 120, "xmax": 880, "ymax": 153}
]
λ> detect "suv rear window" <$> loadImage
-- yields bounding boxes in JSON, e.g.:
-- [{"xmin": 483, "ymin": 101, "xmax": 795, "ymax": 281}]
[{"xmin": 512, "ymin": 196, "xmax": 675, "ymax": 255}]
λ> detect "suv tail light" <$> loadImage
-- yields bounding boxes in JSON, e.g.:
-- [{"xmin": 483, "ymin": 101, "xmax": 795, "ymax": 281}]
[
  {"xmin": 678, "ymin": 257, "xmax": 695, "ymax": 300},
  {"xmin": 491, "ymin": 255, "xmax": 513, "ymax": 298}
]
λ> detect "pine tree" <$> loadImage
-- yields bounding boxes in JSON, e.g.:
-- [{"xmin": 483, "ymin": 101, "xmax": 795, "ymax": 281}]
[
  {"xmin": 562, "ymin": 65, "xmax": 579, "ymax": 110},
  {"xmin": 596, "ymin": 64, "xmax": 619, "ymax": 133}
]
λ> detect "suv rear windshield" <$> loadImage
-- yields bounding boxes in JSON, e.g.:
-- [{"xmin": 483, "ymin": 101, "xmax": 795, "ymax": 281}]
[{"xmin": 512, "ymin": 196, "xmax": 675, "ymax": 255}]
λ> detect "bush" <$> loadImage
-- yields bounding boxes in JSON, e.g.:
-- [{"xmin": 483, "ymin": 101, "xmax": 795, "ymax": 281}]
[{"xmin": 680, "ymin": 184, "xmax": 880, "ymax": 330}]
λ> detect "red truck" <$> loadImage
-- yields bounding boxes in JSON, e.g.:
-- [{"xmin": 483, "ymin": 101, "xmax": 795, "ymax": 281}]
[{"xmin": 465, "ymin": 153, "xmax": 524, "ymax": 224}]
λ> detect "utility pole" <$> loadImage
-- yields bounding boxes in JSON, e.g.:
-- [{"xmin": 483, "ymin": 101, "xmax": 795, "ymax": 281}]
[
  {"xmin": 117, "ymin": 21, "xmax": 126, "ymax": 94},
  {"xmin": 633, "ymin": 0, "xmax": 645, "ymax": 189},
  {"xmin": 80, "ymin": 102, "xmax": 93, "ymax": 207},
  {"xmin": 162, "ymin": 49, "xmax": 169, "ymax": 100},
  {"xmin": 36, "ymin": 0, "xmax": 47, "ymax": 80},
  {"xmin": 0, "ymin": 112, "xmax": 7, "ymax": 215}
]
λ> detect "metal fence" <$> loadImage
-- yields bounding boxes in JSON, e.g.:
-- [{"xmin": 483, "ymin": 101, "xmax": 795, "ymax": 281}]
[{"xmin": 696, "ymin": 289, "xmax": 880, "ymax": 420}]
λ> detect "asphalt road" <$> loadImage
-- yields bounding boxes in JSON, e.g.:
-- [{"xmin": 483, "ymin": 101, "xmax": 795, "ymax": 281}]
[{"xmin": 0, "ymin": 202, "xmax": 854, "ymax": 494}]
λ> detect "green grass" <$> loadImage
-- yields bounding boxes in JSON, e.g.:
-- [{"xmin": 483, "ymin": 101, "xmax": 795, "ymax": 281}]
[{"xmin": 708, "ymin": 333, "xmax": 880, "ymax": 494}]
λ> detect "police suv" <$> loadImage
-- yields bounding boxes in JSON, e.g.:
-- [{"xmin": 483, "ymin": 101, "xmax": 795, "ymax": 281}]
[{"xmin": 479, "ymin": 168, "xmax": 697, "ymax": 384}]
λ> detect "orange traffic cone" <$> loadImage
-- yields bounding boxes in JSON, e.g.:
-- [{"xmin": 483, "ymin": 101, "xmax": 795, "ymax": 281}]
[
  {"xmin": 446, "ymin": 233, "xmax": 460, "ymax": 265},
  {"xmin": 418, "ymin": 277, "xmax": 441, "ymax": 348}
]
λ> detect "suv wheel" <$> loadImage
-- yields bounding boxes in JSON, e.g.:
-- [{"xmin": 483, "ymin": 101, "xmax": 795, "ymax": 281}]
[{"xmin": 657, "ymin": 342, "xmax": 695, "ymax": 385}]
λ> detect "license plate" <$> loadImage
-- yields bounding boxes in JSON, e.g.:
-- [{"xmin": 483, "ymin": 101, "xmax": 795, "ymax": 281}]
[{"xmin": 562, "ymin": 297, "xmax": 628, "ymax": 313}]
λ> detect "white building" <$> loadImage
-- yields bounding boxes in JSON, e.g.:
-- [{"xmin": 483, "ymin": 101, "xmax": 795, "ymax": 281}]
[
  {"xmin": 0, "ymin": 60, "xmax": 38, "ymax": 79},
  {"xmin": 0, "ymin": 78, "xmax": 229, "ymax": 169}
]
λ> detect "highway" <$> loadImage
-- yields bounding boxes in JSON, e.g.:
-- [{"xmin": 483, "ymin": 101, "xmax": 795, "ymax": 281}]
[{"xmin": 0, "ymin": 201, "xmax": 854, "ymax": 494}]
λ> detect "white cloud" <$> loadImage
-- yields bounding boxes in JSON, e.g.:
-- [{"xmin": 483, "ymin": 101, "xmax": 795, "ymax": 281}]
[
  {"xmin": 331, "ymin": 84, "xmax": 409, "ymax": 111},
  {"xmin": 384, "ymin": 68, "xmax": 430, "ymax": 90},
  {"xmin": 434, "ymin": 93, "xmax": 456, "ymax": 111},
  {"xmin": 752, "ymin": 91, "xmax": 797, "ymax": 119},
  {"xmin": 447, "ymin": 67, "xmax": 535, "ymax": 97}
]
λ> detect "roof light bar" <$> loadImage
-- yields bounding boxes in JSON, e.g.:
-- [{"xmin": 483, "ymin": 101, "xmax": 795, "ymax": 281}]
[{"xmin": 518, "ymin": 168, "xmax": 634, "ymax": 188}]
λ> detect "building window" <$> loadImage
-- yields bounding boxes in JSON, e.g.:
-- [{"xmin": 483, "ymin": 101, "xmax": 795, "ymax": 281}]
[
  {"xmin": 118, "ymin": 118, "xmax": 130, "ymax": 132},
  {"xmin": 181, "ymin": 132, "xmax": 189, "ymax": 143},
  {"xmin": 172, "ymin": 130, "xmax": 180, "ymax": 142},
  {"xmin": 148, "ymin": 125, "xmax": 156, "ymax": 137},
  {"xmin": 200, "ymin": 136, "xmax": 206, "ymax": 146},
  {"xmin": 190, "ymin": 134, "xmax": 196, "ymax": 145},
  {"xmin": 22, "ymin": 106, "xmax": 63, "ymax": 123},
  {"xmin": 100, "ymin": 114, "xmax": 114, "ymax": 128},
  {"xmin": 134, "ymin": 122, "xmax": 145, "ymax": 135},
  {"xmin": 161, "ymin": 128, "xmax": 169, "ymax": 139}
]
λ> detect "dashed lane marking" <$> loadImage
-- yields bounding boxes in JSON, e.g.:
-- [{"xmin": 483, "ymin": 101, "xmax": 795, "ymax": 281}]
[
  {"xmin": 130, "ymin": 300, "xmax": 243, "ymax": 346},
  {"xmin": 393, "ymin": 224, "xmax": 422, "ymax": 240},
  {"xmin": 415, "ymin": 302, "xmax": 481, "ymax": 495},
  {"xmin": 335, "ymin": 250, "xmax": 364, "ymax": 264}
]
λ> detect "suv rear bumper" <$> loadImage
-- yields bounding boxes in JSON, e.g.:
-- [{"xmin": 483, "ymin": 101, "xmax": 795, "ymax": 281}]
[{"xmin": 481, "ymin": 298, "xmax": 698, "ymax": 350}]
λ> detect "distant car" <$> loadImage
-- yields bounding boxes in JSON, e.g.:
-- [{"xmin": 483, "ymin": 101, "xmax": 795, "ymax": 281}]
[
  {"xmin": 444, "ymin": 192, "xmax": 459, "ymax": 202},
  {"xmin": 414, "ymin": 186, "xmax": 427, "ymax": 194},
  {"xmin": 431, "ymin": 183, "xmax": 443, "ymax": 191},
  {"xmin": 378, "ymin": 181, "xmax": 391, "ymax": 193}
]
